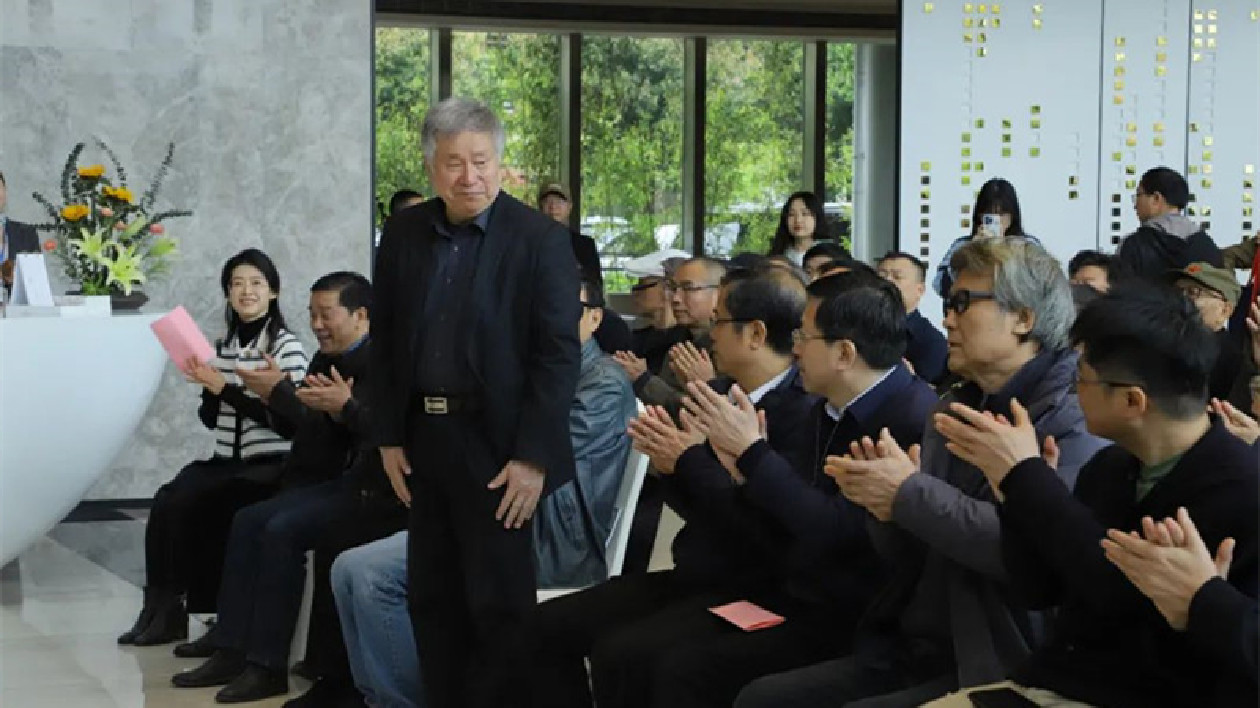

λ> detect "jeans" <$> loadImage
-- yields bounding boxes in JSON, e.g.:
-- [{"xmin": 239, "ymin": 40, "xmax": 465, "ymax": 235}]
[{"xmin": 332, "ymin": 531, "xmax": 422, "ymax": 708}]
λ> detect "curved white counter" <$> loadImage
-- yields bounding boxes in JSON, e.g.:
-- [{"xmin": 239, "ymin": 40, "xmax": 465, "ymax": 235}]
[{"xmin": 0, "ymin": 312, "xmax": 166, "ymax": 565}]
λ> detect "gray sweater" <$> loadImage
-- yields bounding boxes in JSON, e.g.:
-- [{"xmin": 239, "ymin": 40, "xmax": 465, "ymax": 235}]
[{"xmin": 861, "ymin": 348, "xmax": 1108, "ymax": 687}]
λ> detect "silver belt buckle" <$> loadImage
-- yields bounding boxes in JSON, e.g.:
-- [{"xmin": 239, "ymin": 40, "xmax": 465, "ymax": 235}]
[{"xmin": 423, "ymin": 396, "xmax": 449, "ymax": 415}]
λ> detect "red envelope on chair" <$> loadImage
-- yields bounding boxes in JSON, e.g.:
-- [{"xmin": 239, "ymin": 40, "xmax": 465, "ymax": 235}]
[{"xmin": 708, "ymin": 601, "xmax": 785, "ymax": 632}]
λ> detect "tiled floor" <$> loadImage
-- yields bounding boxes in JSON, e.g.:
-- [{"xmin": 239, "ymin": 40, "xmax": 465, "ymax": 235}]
[{"xmin": 0, "ymin": 506, "xmax": 683, "ymax": 707}]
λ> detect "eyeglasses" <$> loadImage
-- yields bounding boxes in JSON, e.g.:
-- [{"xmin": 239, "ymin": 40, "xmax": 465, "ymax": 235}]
[
  {"xmin": 580, "ymin": 301, "xmax": 602, "ymax": 310},
  {"xmin": 1177, "ymin": 285, "xmax": 1225, "ymax": 303},
  {"xmin": 666, "ymin": 281, "xmax": 718, "ymax": 294},
  {"xmin": 943, "ymin": 289, "xmax": 997, "ymax": 316},
  {"xmin": 791, "ymin": 329, "xmax": 832, "ymax": 345}
]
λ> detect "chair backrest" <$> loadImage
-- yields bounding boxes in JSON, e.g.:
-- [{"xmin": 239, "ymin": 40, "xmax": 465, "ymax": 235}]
[{"xmin": 604, "ymin": 402, "xmax": 650, "ymax": 578}]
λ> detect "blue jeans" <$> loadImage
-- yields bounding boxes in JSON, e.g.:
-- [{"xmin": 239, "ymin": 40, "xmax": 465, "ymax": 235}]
[{"xmin": 332, "ymin": 531, "xmax": 422, "ymax": 708}]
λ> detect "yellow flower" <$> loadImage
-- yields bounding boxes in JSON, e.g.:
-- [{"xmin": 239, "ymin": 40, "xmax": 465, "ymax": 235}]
[
  {"xmin": 104, "ymin": 186, "xmax": 134, "ymax": 204},
  {"xmin": 61, "ymin": 204, "xmax": 90, "ymax": 221},
  {"xmin": 77, "ymin": 164, "xmax": 106, "ymax": 179}
]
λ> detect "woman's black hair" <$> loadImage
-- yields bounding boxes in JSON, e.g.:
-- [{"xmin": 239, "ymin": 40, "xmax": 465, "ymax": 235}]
[
  {"xmin": 769, "ymin": 191, "xmax": 831, "ymax": 256},
  {"xmin": 219, "ymin": 248, "xmax": 288, "ymax": 345},
  {"xmin": 970, "ymin": 178, "xmax": 1025, "ymax": 238}
]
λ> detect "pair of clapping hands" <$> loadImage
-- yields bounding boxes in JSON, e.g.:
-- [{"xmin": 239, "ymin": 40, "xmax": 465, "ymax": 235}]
[
  {"xmin": 182, "ymin": 354, "xmax": 353, "ymax": 414},
  {"xmin": 627, "ymin": 381, "xmax": 766, "ymax": 484},
  {"xmin": 614, "ymin": 342, "xmax": 714, "ymax": 385}
]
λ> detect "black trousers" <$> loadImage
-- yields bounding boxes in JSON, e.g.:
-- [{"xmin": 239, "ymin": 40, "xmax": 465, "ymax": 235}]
[
  {"xmin": 405, "ymin": 414, "xmax": 537, "ymax": 708},
  {"xmin": 523, "ymin": 569, "xmax": 724, "ymax": 708},
  {"xmin": 144, "ymin": 457, "xmax": 280, "ymax": 611},
  {"xmin": 212, "ymin": 476, "xmax": 359, "ymax": 671},
  {"xmin": 301, "ymin": 493, "xmax": 409, "ymax": 682},
  {"xmin": 733, "ymin": 652, "xmax": 955, "ymax": 708}
]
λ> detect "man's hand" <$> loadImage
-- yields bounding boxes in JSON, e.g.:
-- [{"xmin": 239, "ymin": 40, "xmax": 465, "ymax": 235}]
[
  {"xmin": 680, "ymin": 382, "xmax": 763, "ymax": 460},
  {"xmin": 1101, "ymin": 507, "xmax": 1235, "ymax": 631},
  {"xmin": 1211, "ymin": 397, "xmax": 1260, "ymax": 446},
  {"xmin": 380, "ymin": 447, "xmax": 412, "ymax": 506},
  {"xmin": 669, "ymin": 342, "xmax": 716, "ymax": 385},
  {"xmin": 628, "ymin": 405, "xmax": 704, "ymax": 474},
  {"xmin": 488, "ymin": 460, "xmax": 545, "ymax": 530},
  {"xmin": 296, "ymin": 366, "xmax": 355, "ymax": 414},
  {"xmin": 236, "ymin": 353, "xmax": 286, "ymax": 400},
  {"xmin": 185, "ymin": 356, "xmax": 227, "ymax": 395},
  {"xmin": 613, "ymin": 351, "xmax": 649, "ymax": 380},
  {"xmin": 932, "ymin": 399, "xmax": 1043, "ymax": 492},
  {"xmin": 824, "ymin": 429, "xmax": 919, "ymax": 521}
]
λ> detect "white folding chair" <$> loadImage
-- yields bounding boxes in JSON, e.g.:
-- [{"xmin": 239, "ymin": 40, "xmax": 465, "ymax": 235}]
[{"xmin": 537, "ymin": 402, "xmax": 650, "ymax": 603}]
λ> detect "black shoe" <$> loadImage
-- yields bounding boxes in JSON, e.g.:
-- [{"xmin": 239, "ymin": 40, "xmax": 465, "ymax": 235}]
[
  {"xmin": 133, "ymin": 593, "xmax": 188, "ymax": 646},
  {"xmin": 172, "ymin": 650, "xmax": 246, "ymax": 688},
  {"xmin": 118, "ymin": 587, "xmax": 164, "ymax": 644},
  {"xmin": 290, "ymin": 659, "xmax": 318, "ymax": 681},
  {"xmin": 281, "ymin": 677, "xmax": 365, "ymax": 708},
  {"xmin": 215, "ymin": 663, "xmax": 288, "ymax": 704},
  {"xmin": 174, "ymin": 624, "xmax": 221, "ymax": 658}
]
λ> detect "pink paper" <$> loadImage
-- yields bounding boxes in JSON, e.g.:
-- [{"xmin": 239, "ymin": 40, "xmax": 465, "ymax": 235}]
[
  {"xmin": 150, "ymin": 306, "xmax": 215, "ymax": 371},
  {"xmin": 708, "ymin": 601, "xmax": 785, "ymax": 632}
]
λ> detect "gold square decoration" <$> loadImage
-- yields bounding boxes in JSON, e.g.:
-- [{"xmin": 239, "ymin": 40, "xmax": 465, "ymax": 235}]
[
  {"xmin": 1156, "ymin": 66, "xmax": 1167, "ymax": 77},
  {"xmin": 1246, "ymin": 164, "xmax": 1256, "ymax": 175},
  {"xmin": 1202, "ymin": 178, "xmax": 1213, "ymax": 189},
  {"xmin": 1031, "ymin": 105, "xmax": 1041, "ymax": 115},
  {"xmin": 962, "ymin": 147, "xmax": 972, "ymax": 157},
  {"xmin": 1029, "ymin": 146, "xmax": 1041, "ymax": 157},
  {"xmin": 977, "ymin": 47, "xmax": 988, "ymax": 57},
  {"xmin": 1204, "ymin": 137, "xmax": 1214, "ymax": 146},
  {"xmin": 975, "ymin": 119, "xmax": 985, "ymax": 128},
  {"xmin": 964, "ymin": 17, "xmax": 974, "ymax": 27},
  {"xmin": 961, "ymin": 176, "xmax": 972, "ymax": 186},
  {"xmin": 1126, "ymin": 136, "xmax": 1137, "ymax": 147},
  {"xmin": 1002, "ymin": 147, "xmax": 1012, "ymax": 157},
  {"xmin": 923, "ymin": 2, "xmax": 935, "ymax": 11},
  {"xmin": 1115, "ymin": 37, "xmax": 1126, "ymax": 47},
  {"xmin": 1069, "ymin": 175, "xmax": 1079, "ymax": 186},
  {"xmin": 1125, "ymin": 179, "xmax": 1137, "ymax": 190},
  {"xmin": 1207, "ymin": 38, "xmax": 1217, "ymax": 48},
  {"xmin": 1115, "ymin": 80, "xmax": 1125, "ymax": 91},
  {"xmin": 1154, "ymin": 136, "xmax": 1164, "ymax": 147},
  {"xmin": 1154, "ymin": 121, "xmax": 1165, "ymax": 132},
  {"xmin": 1031, "ymin": 119, "xmax": 1041, "ymax": 129},
  {"xmin": 1156, "ymin": 52, "xmax": 1167, "ymax": 62},
  {"xmin": 975, "ymin": 161, "xmax": 985, "ymax": 171},
  {"xmin": 920, "ymin": 161, "xmax": 931, "ymax": 171},
  {"xmin": 993, "ymin": 18, "xmax": 1001, "ymax": 28},
  {"xmin": 1157, "ymin": 36, "xmax": 1168, "ymax": 46},
  {"xmin": 1069, "ymin": 190, "xmax": 1079, "ymax": 200}
]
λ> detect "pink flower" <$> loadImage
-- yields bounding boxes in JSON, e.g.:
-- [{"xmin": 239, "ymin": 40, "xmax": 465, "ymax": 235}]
[
  {"xmin": 150, "ymin": 223, "xmax": 166, "ymax": 235},
  {"xmin": 43, "ymin": 239, "xmax": 57, "ymax": 252},
  {"xmin": 99, "ymin": 207, "xmax": 114, "ymax": 218}
]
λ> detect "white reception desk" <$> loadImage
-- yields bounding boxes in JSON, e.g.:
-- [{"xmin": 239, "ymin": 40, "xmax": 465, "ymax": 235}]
[{"xmin": 0, "ymin": 312, "xmax": 166, "ymax": 565}]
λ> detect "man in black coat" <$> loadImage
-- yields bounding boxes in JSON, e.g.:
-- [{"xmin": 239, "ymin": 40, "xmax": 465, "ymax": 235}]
[
  {"xmin": 877, "ymin": 251, "xmax": 948, "ymax": 384},
  {"xmin": 537, "ymin": 180, "xmax": 633, "ymax": 355},
  {"xmin": 372, "ymin": 98, "xmax": 581, "ymax": 708},
  {"xmin": 1, "ymin": 169, "xmax": 40, "ymax": 288},
  {"xmin": 932, "ymin": 284, "xmax": 1258, "ymax": 708},
  {"xmin": 1113, "ymin": 166, "xmax": 1223, "ymax": 282}
]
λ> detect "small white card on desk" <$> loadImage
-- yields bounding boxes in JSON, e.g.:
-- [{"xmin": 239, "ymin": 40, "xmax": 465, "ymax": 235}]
[{"xmin": 11, "ymin": 253, "xmax": 56, "ymax": 307}]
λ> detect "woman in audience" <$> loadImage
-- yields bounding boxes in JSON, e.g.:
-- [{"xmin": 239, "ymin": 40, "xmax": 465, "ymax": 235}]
[
  {"xmin": 118, "ymin": 248, "xmax": 308, "ymax": 646},
  {"xmin": 768, "ymin": 191, "xmax": 833, "ymax": 265},
  {"xmin": 932, "ymin": 177, "xmax": 1040, "ymax": 297}
]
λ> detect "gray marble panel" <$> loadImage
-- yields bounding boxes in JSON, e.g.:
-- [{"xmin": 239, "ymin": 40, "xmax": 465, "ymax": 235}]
[{"xmin": 1, "ymin": 0, "xmax": 372, "ymax": 499}]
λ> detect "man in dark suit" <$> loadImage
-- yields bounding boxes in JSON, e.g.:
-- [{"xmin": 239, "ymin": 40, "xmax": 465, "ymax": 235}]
[
  {"xmin": 1, "ymin": 170, "xmax": 40, "ymax": 288},
  {"xmin": 877, "ymin": 251, "xmax": 948, "ymax": 385},
  {"xmin": 371, "ymin": 97, "xmax": 581, "ymax": 708}
]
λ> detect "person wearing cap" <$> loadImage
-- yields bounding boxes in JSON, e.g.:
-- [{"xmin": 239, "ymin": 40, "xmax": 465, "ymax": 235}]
[
  {"xmin": 538, "ymin": 181, "xmax": 634, "ymax": 355},
  {"xmin": 1113, "ymin": 167, "xmax": 1224, "ymax": 282},
  {"xmin": 630, "ymin": 274, "xmax": 687, "ymax": 375},
  {"xmin": 1169, "ymin": 262, "xmax": 1246, "ymax": 405}
]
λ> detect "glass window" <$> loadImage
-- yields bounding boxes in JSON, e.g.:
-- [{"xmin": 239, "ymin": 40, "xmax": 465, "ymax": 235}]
[
  {"xmin": 581, "ymin": 36, "xmax": 685, "ymax": 292},
  {"xmin": 453, "ymin": 31, "xmax": 562, "ymax": 204},
  {"xmin": 704, "ymin": 39, "xmax": 805, "ymax": 257},
  {"xmin": 826, "ymin": 42, "xmax": 856, "ymax": 250},
  {"xmin": 374, "ymin": 27, "xmax": 431, "ymax": 228}
]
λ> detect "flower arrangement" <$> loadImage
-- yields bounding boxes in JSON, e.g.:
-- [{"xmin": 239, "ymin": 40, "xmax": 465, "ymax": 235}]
[{"xmin": 32, "ymin": 139, "xmax": 192, "ymax": 296}]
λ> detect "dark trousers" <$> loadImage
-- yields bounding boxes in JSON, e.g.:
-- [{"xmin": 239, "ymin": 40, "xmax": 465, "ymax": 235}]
[
  {"xmin": 212, "ymin": 476, "xmax": 357, "ymax": 671},
  {"xmin": 144, "ymin": 457, "xmax": 280, "ymax": 611},
  {"xmin": 523, "ymin": 569, "xmax": 726, "ymax": 708},
  {"xmin": 301, "ymin": 494, "xmax": 409, "ymax": 682},
  {"xmin": 621, "ymin": 473, "xmax": 665, "ymax": 574},
  {"xmin": 405, "ymin": 414, "xmax": 536, "ymax": 708},
  {"xmin": 733, "ymin": 651, "xmax": 956, "ymax": 708}
]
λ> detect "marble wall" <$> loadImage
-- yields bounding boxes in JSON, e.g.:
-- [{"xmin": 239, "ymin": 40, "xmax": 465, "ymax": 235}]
[{"xmin": 0, "ymin": 0, "xmax": 374, "ymax": 499}]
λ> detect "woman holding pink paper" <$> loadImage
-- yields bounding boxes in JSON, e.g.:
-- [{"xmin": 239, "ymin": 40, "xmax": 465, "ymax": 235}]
[{"xmin": 120, "ymin": 249, "xmax": 308, "ymax": 647}]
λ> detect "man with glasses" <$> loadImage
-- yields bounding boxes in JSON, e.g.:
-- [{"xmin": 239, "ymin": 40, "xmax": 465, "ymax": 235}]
[
  {"xmin": 629, "ymin": 274, "xmax": 687, "ymax": 374},
  {"xmin": 1114, "ymin": 166, "xmax": 1223, "ymax": 282},
  {"xmin": 1168, "ymin": 262, "xmax": 1247, "ymax": 407},
  {"xmin": 743, "ymin": 240, "xmax": 1104, "ymax": 708},
  {"xmin": 928, "ymin": 284, "xmax": 1257, "ymax": 708}
]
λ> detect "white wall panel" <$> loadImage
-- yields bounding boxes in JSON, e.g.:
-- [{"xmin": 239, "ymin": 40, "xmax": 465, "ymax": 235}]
[{"xmin": 1185, "ymin": 2, "xmax": 1260, "ymax": 246}]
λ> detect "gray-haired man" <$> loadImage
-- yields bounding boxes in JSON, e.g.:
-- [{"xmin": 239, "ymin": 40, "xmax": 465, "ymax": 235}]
[{"xmin": 370, "ymin": 97, "xmax": 581, "ymax": 708}]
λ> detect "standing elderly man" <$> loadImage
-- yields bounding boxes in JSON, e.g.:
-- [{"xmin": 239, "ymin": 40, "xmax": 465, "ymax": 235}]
[{"xmin": 371, "ymin": 97, "xmax": 581, "ymax": 708}]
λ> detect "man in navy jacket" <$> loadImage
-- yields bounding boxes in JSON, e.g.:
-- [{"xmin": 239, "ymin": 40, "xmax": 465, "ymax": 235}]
[
  {"xmin": 877, "ymin": 251, "xmax": 948, "ymax": 385},
  {"xmin": 932, "ymin": 284, "xmax": 1258, "ymax": 708}
]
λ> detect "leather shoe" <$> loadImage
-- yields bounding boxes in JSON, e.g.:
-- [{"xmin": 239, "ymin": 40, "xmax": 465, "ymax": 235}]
[
  {"xmin": 174, "ymin": 624, "xmax": 220, "ymax": 658},
  {"xmin": 215, "ymin": 664, "xmax": 288, "ymax": 704},
  {"xmin": 282, "ymin": 678, "xmax": 366, "ymax": 708},
  {"xmin": 133, "ymin": 593, "xmax": 188, "ymax": 646},
  {"xmin": 172, "ymin": 650, "xmax": 246, "ymax": 688}
]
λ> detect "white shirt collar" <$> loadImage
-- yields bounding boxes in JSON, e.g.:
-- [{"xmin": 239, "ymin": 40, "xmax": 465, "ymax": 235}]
[
  {"xmin": 748, "ymin": 367, "xmax": 792, "ymax": 405},
  {"xmin": 825, "ymin": 366, "xmax": 897, "ymax": 421}
]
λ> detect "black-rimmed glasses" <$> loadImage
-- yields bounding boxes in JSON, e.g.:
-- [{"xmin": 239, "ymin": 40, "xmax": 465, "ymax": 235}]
[{"xmin": 944, "ymin": 289, "xmax": 997, "ymax": 316}]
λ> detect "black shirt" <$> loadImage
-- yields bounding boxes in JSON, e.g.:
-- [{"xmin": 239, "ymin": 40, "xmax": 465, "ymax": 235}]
[{"xmin": 414, "ymin": 205, "xmax": 490, "ymax": 395}]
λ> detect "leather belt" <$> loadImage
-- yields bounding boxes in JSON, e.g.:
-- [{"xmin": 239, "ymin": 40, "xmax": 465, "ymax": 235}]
[{"xmin": 413, "ymin": 394, "xmax": 482, "ymax": 415}]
